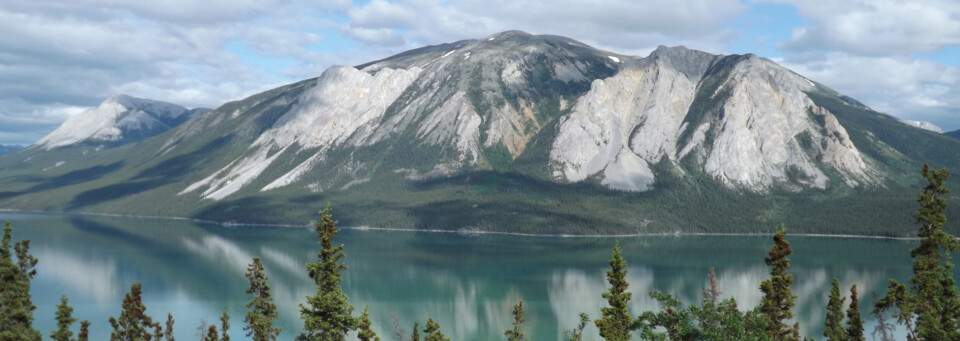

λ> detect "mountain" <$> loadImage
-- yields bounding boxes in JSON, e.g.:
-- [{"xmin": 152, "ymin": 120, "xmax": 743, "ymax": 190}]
[
  {"xmin": 2, "ymin": 31, "xmax": 959, "ymax": 236},
  {"xmin": 947, "ymin": 129, "xmax": 960, "ymax": 139},
  {"xmin": 36, "ymin": 94, "xmax": 208, "ymax": 150},
  {"xmin": 900, "ymin": 119, "xmax": 943, "ymax": 133},
  {"xmin": 0, "ymin": 145, "xmax": 22, "ymax": 156}
]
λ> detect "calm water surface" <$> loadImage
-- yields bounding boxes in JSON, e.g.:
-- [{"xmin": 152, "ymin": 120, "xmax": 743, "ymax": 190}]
[{"xmin": 1, "ymin": 212, "xmax": 931, "ymax": 340}]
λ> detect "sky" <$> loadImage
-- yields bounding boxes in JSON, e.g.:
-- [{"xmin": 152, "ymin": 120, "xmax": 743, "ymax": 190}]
[{"xmin": 0, "ymin": 0, "xmax": 958, "ymax": 145}]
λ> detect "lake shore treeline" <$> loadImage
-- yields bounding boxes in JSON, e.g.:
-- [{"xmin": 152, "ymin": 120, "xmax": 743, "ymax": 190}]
[{"xmin": 2, "ymin": 165, "xmax": 959, "ymax": 341}]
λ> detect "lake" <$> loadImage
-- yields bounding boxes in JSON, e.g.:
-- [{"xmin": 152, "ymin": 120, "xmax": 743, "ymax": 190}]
[{"xmin": 1, "ymin": 211, "xmax": 929, "ymax": 340}]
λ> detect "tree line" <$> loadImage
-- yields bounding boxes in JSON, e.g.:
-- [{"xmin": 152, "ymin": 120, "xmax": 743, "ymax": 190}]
[{"xmin": 1, "ymin": 164, "xmax": 959, "ymax": 340}]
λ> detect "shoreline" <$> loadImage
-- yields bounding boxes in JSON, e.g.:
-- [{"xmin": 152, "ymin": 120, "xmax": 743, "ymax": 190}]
[{"xmin": 0, "ymin": 208, "xmax": 923, "ymax": 241}]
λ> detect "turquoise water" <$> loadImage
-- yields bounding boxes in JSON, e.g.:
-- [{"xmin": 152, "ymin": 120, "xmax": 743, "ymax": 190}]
[{"xmin": 1, "ymin": 212, "xmax": 930, "ymax": 340}]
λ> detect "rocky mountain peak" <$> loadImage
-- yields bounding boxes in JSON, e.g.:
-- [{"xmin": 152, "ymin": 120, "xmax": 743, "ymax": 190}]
[
  {"xmin": 4, "ymin": 32, "xmax": 957, "ymax": 233},
  {"xmin": 646, "ymin": 45, "xmax": 718, "ymax": 79},
  {"xmin": 35, "ymin": 95, "xmax": 199, "ymax": 150}
]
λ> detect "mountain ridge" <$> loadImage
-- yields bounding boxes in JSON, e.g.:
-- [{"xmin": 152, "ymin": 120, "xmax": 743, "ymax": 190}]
[
  {"xmin": 2, "ymin": 31, "xmax": 959, "ymax": 235},
  {"xmin": 35, "ymin": 94, "xmax": 209, "ymax": 150}
]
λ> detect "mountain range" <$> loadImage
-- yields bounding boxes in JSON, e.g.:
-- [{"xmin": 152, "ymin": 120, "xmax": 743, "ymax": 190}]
[
  {"xmin": 0, "ymin": 145, "xmax": 22, "ymax": 157},
  {"xmin": 2, "ymin": 31, "xmax": 958, "ymax": 235}
]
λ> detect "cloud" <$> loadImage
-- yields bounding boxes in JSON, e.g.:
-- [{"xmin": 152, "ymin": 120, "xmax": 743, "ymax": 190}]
[
  {"xmin": 761, "ymin": 0, "xmax": 960, "ymax": 56},
  {"xmin": 1, "ymin": 0, "xmax": 957, "ymax": 145},
  {"xmin": 344, "ymin": 0, "xmax": 746, "ymax": 55},
  {"xmin": 345, "ymin": 27, "xmax": 407, "ymax": 46},
  {"xmin": 0, "ymin": 0, "xmax": 340, "ymax": 145},
  {"xmin": 778, "ymin": 52, "xmax": 960, "ymax": 130}
]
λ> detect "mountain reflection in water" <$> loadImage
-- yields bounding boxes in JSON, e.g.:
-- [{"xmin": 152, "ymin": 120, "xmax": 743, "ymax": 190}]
[{"xmin": 5, "ymin": 212, "xmax": 926, "ymax": 340}]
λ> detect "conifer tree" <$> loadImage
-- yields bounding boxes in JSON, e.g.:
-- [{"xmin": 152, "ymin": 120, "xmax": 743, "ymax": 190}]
[
  {"xmin": 204, "ymin": 325, "xmax": 219, "ymax": 341},
  {"xmin": 51, "ymin": 294, "xmax": 77, "ymax": 341},
  {"xmin": 109, "ymin": 283, "xmax": 160, "ymax": 341},
  {"xmin": 78, "ymin": 321, "xmax": 90, "ymax": 341},
  {"xmin": 164, "ymin": 313, "xmax": 175, "ymax": 341},
  {"xmin": 876, "ymin": 165, "xmax": 960, "ymax": 340},
  {"xmin": 869, "ymin": 292, "xmax": 894, "ymax": 341},
  {"xmin": 702, "ymin": 267, "xmax": 722, "ymax": 305},
  {"xmin": 422, "ymin": 318, "xmax": 448, "ymax": 341},
  {"xmin": 845, "ymin": 285, "xmax": 864, "ymax": 341},
  {"xmin": 220, "ymin": 309, "xmax": 230, "ymax": 341},
  {"xmin": 0, "ymin": 221, "xmax": 42, "ymax": 341},
  {"xmin": 564, "ymin": 313, "xmax": 589, "ymax": 341},
  {"xmin": 297, "ymin": 206, "xmax": 357, "ymax": 341},
  {"xmin": 823, "ymin": 278, "xmax": 846, "ymax": 341},
  {"xmin": 244, "ymin": 257, "xmax": 280, "ymax": 341},
  {"xmin": 505, "ymin": 300, "xmax": 528, "ymax": 341},
  {"xmin": 759, "ymin": 227, "xmax": 800, "ymax": 341},
  {"xmin": 356, "ymin": 307, "xmax": 379, "ymax": 341},
  {"xmin": 410, "ymin": 322, "xmax": 419, "ymax": 341},
  {"xmin": 688, "ymin": 296, "xmax": 769, "ymax": 340},
  {"xmin": 594, "ymin": 242, "xmax": 633, "ymax": 341},
  {"xmin": 690, "ymin": 267, "xmax": 768, "ymax": 340},
  {"xmin": 638, "ymin": 291, "xmax": 697, "ymax": 341}
]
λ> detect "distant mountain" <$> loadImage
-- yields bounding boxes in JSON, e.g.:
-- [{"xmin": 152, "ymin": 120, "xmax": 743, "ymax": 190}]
[
  {"xmin": 2, "ymin": 31, "xmax": 958, "ymax": 236},
  {"xmin": 36, "ymin": 94, "xmax": 209, "ymax": 150},
  {"xmin": 900, "ymin": 119, "xmax": 943, "ymax": 133},
  {"xmin": 947, "ymin": 129, "xmax": 960, "ymax": 139},
  {"xmin": 0, "ymin": 144, "xmax": 22, "ymax": 156}
]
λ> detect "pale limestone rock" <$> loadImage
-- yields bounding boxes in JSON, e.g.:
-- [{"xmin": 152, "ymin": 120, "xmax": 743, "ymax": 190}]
[
  {"xmin": 37, "ymin": 94, "xmax": 190, "ymax": 150},
  {"xmin": 552, "ymin": 50, "xmax": 875, "ymax": 192},
  {"xmin": 188, "ymin": 65, "xmax": 420, "ymax": 196},
  {"xmin": 551, "ymin": 54, "xmax": 702, "ymax": 190},
  {"xmin": 254, "ymin": 65, "xmax": 422, "ymax": 149}
]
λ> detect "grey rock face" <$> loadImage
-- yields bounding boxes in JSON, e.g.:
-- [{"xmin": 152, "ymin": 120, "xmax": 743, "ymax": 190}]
[
  {"xmin": 552, "ymin": 49, "xmax": 876, "ymax": 192},
  {"xmin": 175, "ymin": 31, "xmax": 882, "ymax": 200},
  {"xmin": 36, "ymin": 94, "xmax": 200, "ymax": 150}
]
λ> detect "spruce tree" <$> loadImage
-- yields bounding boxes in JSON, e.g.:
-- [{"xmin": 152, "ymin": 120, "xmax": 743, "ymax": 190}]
[
  {"xmin": 876, "ymin": 165, "xmax": 960, "ymax": 340},
  {"xmin": 244, "ymin": 257, "xmax": 280, "ymax": 341},
  {"xmin": 759, "ymin": 227, "xmax": 800, "ymax": 341},
  {"xmin": 688, "ymin": 297, "xmax": 769, "ymax": 340},
  {"xmin": 78, "ymin": 321, "xmax": 91, "ymax": 341},
  {"xmin": 823, "ymin": 278, "xmax": 846, "ymax": 341},
  {"xmin": 297, "ymin": 206, "xmax": 357, "ymax": 341},
  {"xmin": 356, "ymin": 307, "xmax": 379, "ymax": 341},
  {"xmin": 505, "ymin": 300, "xmax": 528, "ymax": 341},
  {"xmin": 870, "ymin": 292, "xmax": 895, "ymax": 341},
  {"xmin": 422, "ymin": 318, "xmax": 448, "ymax": 341},
  {"xmin": 109, "ymin": 283, "xmax": 160, "ymax": 341},
  {"xmin": 638, "ymin": 291, "xmax": 697, "ymax": 341},
  {"xmin": 164, "ymin": 313, "xmax": 175, "ymax": 341},
  {"xmin": 204, "ymin": 325, "xmax": 219, "ymax": 341},
  {"xmin": 0, "ymin": 221, "xmax": 41, "ymax": 341},
  {"xmin": 845, "ymin": 285, "xmax": 864, "ymax": 341},
  {"xmin": 411, "ymin": 322, "xmax": 419, "ymax": 341},
  {"xmin": 220, "ymin": 309, "xmax": 230, "ymax": 341},
  {"xmin": 702, "ymin": 267, "xmax": 722, "ymax": 305},
  {"xmin": 564, "ymin": 313, "xmax": 589, "ymax": 341},
  {"xmin": 51, "ymin": 294, "xmax": 77, "ymax": 341},
  {"xmin": 594, "ymin": 242, "xmax": 633, "ymax": 341}
]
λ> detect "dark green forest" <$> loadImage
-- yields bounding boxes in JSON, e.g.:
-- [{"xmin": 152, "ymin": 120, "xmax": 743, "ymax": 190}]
[{"xmin": 2, "ymin": 165, "xmax": 960, "ymax": 341}]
